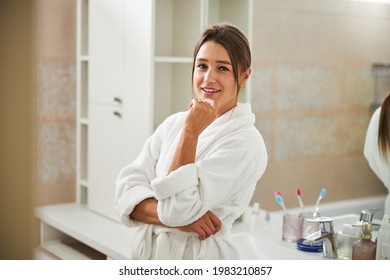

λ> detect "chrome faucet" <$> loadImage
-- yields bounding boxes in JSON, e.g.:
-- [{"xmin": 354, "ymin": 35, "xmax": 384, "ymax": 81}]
[{"xmin": 305, "ymin": 217, "xmax": 337, "ymax": 259}]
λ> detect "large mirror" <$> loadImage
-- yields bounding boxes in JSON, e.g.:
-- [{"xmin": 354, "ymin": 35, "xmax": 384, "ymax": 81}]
[{"xmin": 250, "ymin": 0, "xmax": 390, "ymax": 210}]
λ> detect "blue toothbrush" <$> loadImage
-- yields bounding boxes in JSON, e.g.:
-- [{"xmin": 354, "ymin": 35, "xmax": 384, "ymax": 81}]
[
  {"xmin": 313, "ymin": 188, "xmax": 327, "ymax": 217},
  {"xmin": 275, "ymin": 191, "xmax": 288, "ymax": 214}
]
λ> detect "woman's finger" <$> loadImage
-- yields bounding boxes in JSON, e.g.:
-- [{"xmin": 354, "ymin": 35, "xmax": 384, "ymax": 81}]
[{"xmin": 208, "ymin": 211, "xmax": 222, "ymax": 232}]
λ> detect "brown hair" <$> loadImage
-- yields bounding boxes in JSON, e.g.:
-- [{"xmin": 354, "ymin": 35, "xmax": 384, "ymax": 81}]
[
  {"xmin": 192, "ymin": 23, "xmax": 251, "ymax": 95},
  {"xmin": 379, "ymin": 92, "xmax": 390, "ymax": 161}
]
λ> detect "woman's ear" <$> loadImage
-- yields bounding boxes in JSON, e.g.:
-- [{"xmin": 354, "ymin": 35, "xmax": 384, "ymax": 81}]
[{"xmin": 240, "ymin": 67, "xmax": 251, "ymax": 87}]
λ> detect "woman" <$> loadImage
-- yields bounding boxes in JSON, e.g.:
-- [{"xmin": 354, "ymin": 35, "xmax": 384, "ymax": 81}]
[
  {"xmin": 364, "ymin": 92, "xmax": 390, "ymax": 216},
  {"xmin": 115, "ymin": 23, "xmax": 268, "ymax": 259}
]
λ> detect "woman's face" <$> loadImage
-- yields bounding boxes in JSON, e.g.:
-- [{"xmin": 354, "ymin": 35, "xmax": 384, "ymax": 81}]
[{"xmin": 193, "ymin": 41, "xmax": 250, "ymax": 117}]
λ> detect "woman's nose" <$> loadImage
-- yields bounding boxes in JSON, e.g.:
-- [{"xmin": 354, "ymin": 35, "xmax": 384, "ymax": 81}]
[{"xmin": 204, "ymin": 69, "xmax": 216, "ymax": 83}]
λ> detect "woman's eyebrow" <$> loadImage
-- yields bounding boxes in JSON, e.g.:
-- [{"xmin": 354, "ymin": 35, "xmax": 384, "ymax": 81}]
[{"xmin": 196, "ymin": 58, "xmax": 232, "ymax": 65}]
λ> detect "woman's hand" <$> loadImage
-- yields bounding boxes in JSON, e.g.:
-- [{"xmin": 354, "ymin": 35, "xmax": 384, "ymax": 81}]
[
  {"xmin": 177, "ymin": 211, "xmax": 222, "ymax": 240},
  {"xmin": 184, "ymin": 98, "xmax": 218, "ymax": 137}
]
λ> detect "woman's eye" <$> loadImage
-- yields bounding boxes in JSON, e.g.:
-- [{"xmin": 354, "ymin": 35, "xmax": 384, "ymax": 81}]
[
  {"xmin": 197, "ymin": 64, "xmax": 207, "ymax": 69},
  {"xmin": 219, "ymin": 66, "xmax": 230, "ymax": 71}
]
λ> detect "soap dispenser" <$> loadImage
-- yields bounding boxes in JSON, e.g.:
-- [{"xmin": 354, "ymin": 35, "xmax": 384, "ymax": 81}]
[
  {"xmin": 337, "ymin": 208, "xmax": 379, "ymax": 259},
  {"xmin": 376, "ymin": 214, "xmax": 390, "ymax": 260},
  {"xmin": 352, "ymin": 222, "xmax": 376, "ymax": 260}
]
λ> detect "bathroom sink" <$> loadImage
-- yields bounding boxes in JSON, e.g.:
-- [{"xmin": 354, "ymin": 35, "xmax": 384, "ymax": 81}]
[
  {"xmin": 231, "ymin": 230, "xmax": 322, "ymax": 260},
  {"xmin": 231, "ymin": 213, "xmax": 379, "ymax": 260}
]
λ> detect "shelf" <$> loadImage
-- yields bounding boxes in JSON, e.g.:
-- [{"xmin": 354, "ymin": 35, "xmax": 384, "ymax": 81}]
[
  {"xmin": 79, "ymin": 124, "xmax": 88, "ymax": 183},
  {"xmin": 35, "ymin": 203, "xmax": 137, "ymax": 260},
  {"xmin": 79, "ymin": 55, "xmax": 89, "ymax": 61},
  {"xmin": 206, "ymin": 0, "xmax": 250, "ymax": 35},
  {"xmin": 79, "ymin": 180, "xmax": 89, "ymax": 188},
  {"xmin": 79, "ymin": 61, "xmax": 88, "ymax": 119},
  {"xmin": 153, "ymin": 62, "xmax": 193, "ymax": 128},
  {"xmin": 79, "ymin": 0, "xmax": 89, "ymax": 57},
  {"xmin": 79, "ymin": 118, "xmax": 89, "ymax": 125},
  {"xmin": 41, "ymin": 239, "xmax": 105, "ymax": 260},
  {"xmin": 154, "ymin": 0, "xmax": 202, "ymax": 57}
]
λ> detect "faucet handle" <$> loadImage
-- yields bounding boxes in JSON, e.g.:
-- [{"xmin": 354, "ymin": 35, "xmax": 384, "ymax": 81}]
[
  {"xmin": 360, "ymin": 208, "xmax": 380, "ymax": 223},
  {"xmin": 306, "ymin": 217, "xmax": 334, "ymax": 233}
]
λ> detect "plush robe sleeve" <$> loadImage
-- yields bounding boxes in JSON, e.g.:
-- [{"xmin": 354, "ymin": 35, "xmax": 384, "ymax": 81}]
[
  {"xmin": 114, "ymin": 126, "xmax": 163, "ymax": 227},
  {"xmin": 151, "ymin": 129, "xmax": 267, "ymax": 227}
]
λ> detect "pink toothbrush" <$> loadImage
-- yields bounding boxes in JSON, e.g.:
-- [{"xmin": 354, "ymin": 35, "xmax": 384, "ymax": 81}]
[{"xmin": 296, "ymin": 188, "xmax": 305, "ymax": 214}]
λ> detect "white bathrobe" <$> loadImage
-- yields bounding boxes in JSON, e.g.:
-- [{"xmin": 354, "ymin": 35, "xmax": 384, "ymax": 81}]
[
  {"xmin": 115, "ymin": 103, "xmax": 268, "ymax": 259},
  {"xmin": 364, "ymin": 107, "xmax": 390, "ymax": 215}
]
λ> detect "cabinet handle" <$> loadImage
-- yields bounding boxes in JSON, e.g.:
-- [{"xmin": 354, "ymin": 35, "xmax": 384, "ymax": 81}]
[
  {"xmin": 113, "ymin": 97, "xmax": 122, "ymax": 104},
  {"xmin": 113, "ymin": 111, "xmax": 122, "ymax": 118}
]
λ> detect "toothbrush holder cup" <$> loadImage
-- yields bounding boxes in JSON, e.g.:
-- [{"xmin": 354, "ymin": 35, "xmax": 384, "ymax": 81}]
[
  {"xmin": 282, "ymin": 212, "xmax": 321, "ymax": 242},
  {"xmin": 282, "ymin": 214, "xmax": 303, "ymax": 242}
]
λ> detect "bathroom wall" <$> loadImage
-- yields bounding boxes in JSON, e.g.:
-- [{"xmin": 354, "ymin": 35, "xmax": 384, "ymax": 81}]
[
  {"xmin": 0, "ymin": 0, "xmax": 35, "ymax": 259},
  {"xmin": 251, "ymin": 0, "xmax": 390, "ymax": 210},
  {"xmin": 34, "ymin": 0, "xmax": 76, "ymax": 206}
]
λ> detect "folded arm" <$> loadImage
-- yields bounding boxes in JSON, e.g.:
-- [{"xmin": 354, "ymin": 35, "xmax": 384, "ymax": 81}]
[{"xmin": 130, "ymin": 198, "xmax": 221, "ymax": 240}]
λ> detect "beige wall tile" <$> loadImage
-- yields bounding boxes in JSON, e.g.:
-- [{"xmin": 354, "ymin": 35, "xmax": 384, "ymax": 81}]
[
  {"xmin": 35, "ymin": 1, "xmax": 76, "ymax": 206},
  {"xmin": 35, "ymin": 0, "xmax": 76, "ymax": 58}
]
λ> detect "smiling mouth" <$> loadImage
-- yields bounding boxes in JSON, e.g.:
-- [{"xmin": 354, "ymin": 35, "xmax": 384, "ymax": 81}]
[{"xmin": 202, "ymin": 87, "xmax": 221, "ymax": 94}]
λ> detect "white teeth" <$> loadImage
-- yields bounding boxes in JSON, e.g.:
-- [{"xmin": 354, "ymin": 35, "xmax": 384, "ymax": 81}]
[{"xmin": 203, "ymin": 88, "xmax": 220, "ymax": 93}]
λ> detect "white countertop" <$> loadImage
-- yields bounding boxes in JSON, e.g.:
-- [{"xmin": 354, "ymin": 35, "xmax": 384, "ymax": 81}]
[{"xmin": 35, "ymin": 195, "xmax": 386, "ymax": 260}]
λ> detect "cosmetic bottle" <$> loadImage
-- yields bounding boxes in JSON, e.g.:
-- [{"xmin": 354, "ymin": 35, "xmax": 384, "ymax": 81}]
[
  {"xmin": 337, "ymin": 208, "xmax": 379, "ymax": 259},
  {"xmin": 376, "ymin": 215, "xmax": 390, "ymax": 260},
  {"xmin": 352, "ymin": 222, "xmax": 376, "ymax": 260},
  {"xmin": 250, "ymin": 202, "xmax": 263, "ymax": 230}
]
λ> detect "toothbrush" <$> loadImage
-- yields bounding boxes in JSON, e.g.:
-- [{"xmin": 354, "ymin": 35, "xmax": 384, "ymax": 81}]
[
  {"xmin": 295, "ymin": 188, "xmax": 305, "ymax": 214},
  {"xmin": 275, "ymin": 192, "xmax": 288, "ymax": 214},
  {"xmin": 312, "ymin": 187, "xmax": 327, "ymax": 217}
]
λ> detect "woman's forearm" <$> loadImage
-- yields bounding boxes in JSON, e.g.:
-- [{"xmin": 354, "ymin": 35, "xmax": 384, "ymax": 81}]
[
  {"xmin": 131, "ymin": 199, "xmax": 221, "ymax": 240},
  {"xmin": 168, "ymin": 129, "xmax": 198, "ymax": 174},
  {"xmin": 130, "ymin": 198, "xmax": 164, "ymax": 226},
  {"xmin": 168, "ymin": 99, "xmax": 216, "ymax": 174}
]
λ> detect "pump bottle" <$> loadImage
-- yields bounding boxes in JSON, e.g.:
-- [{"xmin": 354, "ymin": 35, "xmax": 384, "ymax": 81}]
[{"xmin": 352, "ymin": 222, "xmax": 376, "ymax": 260}]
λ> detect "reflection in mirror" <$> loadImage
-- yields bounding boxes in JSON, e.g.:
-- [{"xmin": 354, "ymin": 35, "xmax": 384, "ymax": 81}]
[{"xmin": 251, "ymin": 0, "xmax": 390, "ymax": 210}]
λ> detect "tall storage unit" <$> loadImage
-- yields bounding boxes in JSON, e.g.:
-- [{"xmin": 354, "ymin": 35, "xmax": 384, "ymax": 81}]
[
  {"xmin": 35, "ymin": 0, "xmax": 252, "ymax": 259},
  {"xmin": 86, "ymin": 0, "xmax": 153, "ymax": 221}
]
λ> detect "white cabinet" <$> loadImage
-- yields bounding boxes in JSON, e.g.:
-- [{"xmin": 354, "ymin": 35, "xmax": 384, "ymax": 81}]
[
  {"xmin": 89, "ymin": 0, "xmax": 124, "ymax": 105},
  {"xmin": 88, "ymin": 103, "xmax": 124, "ymax": 220},
  {"xmin": 79, "ymin": 0, "xmax": 153, "ymax": 221}
]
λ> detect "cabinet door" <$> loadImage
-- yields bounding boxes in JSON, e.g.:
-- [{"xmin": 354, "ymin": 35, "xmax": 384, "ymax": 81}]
[
  {"xmin": 88, "ymin": 103, "xmax": 124, "ymax": 221},
  {"xmin": 89, "ymin": 0, "xmax": 124, "ymax": 105},
  {"xmin": 86, "ymin": 0, "xmax": 154, "ymax": 221}
]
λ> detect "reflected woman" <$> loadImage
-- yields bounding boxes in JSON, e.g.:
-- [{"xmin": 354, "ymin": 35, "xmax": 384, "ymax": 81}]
[
  {"xmin": 364, "ymin": 92, "xmax": 390, "ymax": 216},
  {"xmin": 114, "ymin": 23, "xmax": 268, "ymax": 259}
]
